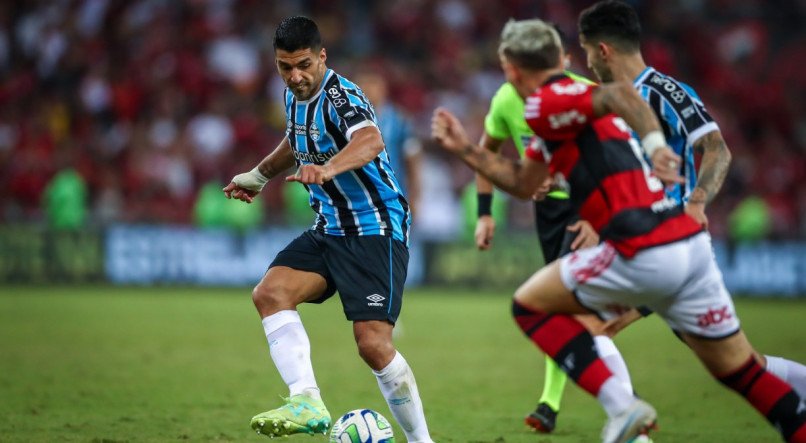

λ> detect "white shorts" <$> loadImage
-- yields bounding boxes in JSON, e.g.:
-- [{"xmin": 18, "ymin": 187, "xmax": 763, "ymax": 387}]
[{"xmin": 559, "ymin": 232, "xmax": 740, "ymax": 338}]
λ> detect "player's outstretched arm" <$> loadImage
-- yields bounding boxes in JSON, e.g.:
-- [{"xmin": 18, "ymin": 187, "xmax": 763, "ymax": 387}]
[
  {"xmin": 475, "ymin": 132, "xmax": 505, "ymax": 250},
  {"xmin": 432, "ymin": 108, "xmax": 547, "ymax": 199},
  {"xmin": 592, "ymin": 82, "xmax": 684, "ymax": 186},
  {"xmin": 286, "ymin": 126, "xmax": 384, "ymax": 185},
  {"xmin": 686, "ymin": 130, "xmax": 732, "ymax": 228},
  {"xmin": 224, "ymin": 137, "xmax": 295, "ymax": 203}
]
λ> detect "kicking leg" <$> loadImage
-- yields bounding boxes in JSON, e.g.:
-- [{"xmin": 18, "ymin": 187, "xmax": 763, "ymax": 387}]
[{"xmin": 354, "ymin": 320, "xmax": 433, "ymax": 443}]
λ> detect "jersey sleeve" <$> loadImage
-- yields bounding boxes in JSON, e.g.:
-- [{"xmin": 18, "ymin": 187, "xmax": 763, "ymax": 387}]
[
  {"xmin": 524, "ymin": 79, "xmax": 596, "ymax": 142},
  {"xmin": 641, "ymin": 75, "xmax": 719, "ymax": 146},
  {"xmin": 324, "ymin": 75, "xmax": 377, "ymax": 140},
  {"xmin": 483, "ymin": 88, "xmax": 510, "ymax": 140}
]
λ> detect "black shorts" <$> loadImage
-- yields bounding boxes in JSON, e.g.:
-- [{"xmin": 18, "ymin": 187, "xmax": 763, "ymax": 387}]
[
  {"xmin": 534, "ymin": 197, "xmax": 579, "ymax": 263},
  {"xmin": 269, "ymin": 230, "xmax": 408, "ymax": 324}
]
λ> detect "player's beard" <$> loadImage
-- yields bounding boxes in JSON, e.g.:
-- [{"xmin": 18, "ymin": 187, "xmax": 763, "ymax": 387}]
[
  {"xmin": 592, "ymin": 61, "xmax": 613, "ymax": 83},
  {"xmin": 291, "ymin": 82, "xmax": 312, "ymax": 100}
]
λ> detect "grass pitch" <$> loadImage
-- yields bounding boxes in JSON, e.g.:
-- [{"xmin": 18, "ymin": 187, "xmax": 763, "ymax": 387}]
[{"xmin": 1, "ymin": 286, "xmax": 803, "ymax": 442}]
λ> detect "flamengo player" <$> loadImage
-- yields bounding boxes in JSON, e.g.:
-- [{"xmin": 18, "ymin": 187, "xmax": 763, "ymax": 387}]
[
  {"xmin": 578, "ymin": 0, "xmax": 806, "ymax": 399},
  {"xmin": 432, "ymin": 19, "xmax": 806, "ymax": 443},
  {"xmin": 475, "ymin": 29, "xmax": 645, "ymax": 435}
]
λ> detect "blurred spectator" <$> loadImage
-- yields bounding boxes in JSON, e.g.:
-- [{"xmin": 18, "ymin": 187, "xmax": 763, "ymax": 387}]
[
  {"xmin": 0, "ymin": 0, "xmax": 802, "ymax": 240},
  {"xmin": 194, "ymin": 180, "xmax": 263, "ymax": 230},
  {"xmin": 729, "ymin": 195, "xmax": 771, "ymax": 243},
  {"xmin": 43, "ymin": 168, "xmax": 87, "ymax": 229},
  {"xmin": 353, "ymin": 70, "xmax": 423, "ymax": 213}
]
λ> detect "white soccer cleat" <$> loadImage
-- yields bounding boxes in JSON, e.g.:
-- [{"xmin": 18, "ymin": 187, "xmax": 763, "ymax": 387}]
[{"xmin": 601, "ymin": 399, "xmax": 657, "ymax": 443}]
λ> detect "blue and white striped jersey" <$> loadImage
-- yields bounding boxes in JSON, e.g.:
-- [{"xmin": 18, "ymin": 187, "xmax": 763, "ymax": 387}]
[
  {"xmin": 633, "ymin": 67, "xmax": 720, "ymax": 203},
  {"xmin": 284, "ymin": 69, "xmax": 411, "ymax": 243}
]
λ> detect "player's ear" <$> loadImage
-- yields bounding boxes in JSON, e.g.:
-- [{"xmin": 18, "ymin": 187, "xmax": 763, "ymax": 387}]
[
  {"xmin": 319, "ymin": 47, "xmax": 327, "ymax": 64},
  {"xmin": 502, "ymin": 61, "xmax": 518, "ymax": 82},
  {"xmin": 598, "ymin": 41, "xmax": 611, "ymax": 60}
]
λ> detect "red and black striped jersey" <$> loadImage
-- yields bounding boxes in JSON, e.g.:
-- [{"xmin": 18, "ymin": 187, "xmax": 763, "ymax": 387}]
[{"xmin": 524, "ymin": 74, "xmax": 702, "ymax": 258}]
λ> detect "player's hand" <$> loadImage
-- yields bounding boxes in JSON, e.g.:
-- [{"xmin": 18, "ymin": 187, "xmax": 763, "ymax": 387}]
[
  {"xmin": 223, "ymin": 182, "xmax": 259, "ymax": 203},
  {"xmin": 475, "ymin": 215, "xmax": 496, "ymax": 250},
  {"xmin": 601, "ymin": 308, "xmax": 644, "ymax": 338},
  {"xmin": 567, "ymin": 220, "xmax": 599, "ymax": 250},
  {"xmin": 431, "ymin": 107, "xmax": 470, "ymax": 154},
  {"xmin": 286, "ymin": 164, "xmax": 333, "ymax": 185},
  {"xmin": 685, "ymin": 200, "xmax": 709, "ymax": 229},
  {"xmin": 531, "ymin": 177, "xmax": 553, "ymax": 201},
  {"xmin": 650, "ymin": 147, "xmax": 685, "ymax": 187}
]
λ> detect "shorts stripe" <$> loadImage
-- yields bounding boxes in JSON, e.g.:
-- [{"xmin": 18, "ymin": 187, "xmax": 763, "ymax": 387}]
[
  {"xmin": 387, "ymin": 237, "xmax": 393, "ymax": 315},
  {"xmin": 572, "ymin": 243, "xmax": 617, "ymax": 284}
]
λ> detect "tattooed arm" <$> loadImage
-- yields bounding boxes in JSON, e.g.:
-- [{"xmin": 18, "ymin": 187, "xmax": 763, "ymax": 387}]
[
  {"xmin": 431, "ymin": 108, "xmax": 548, "ymax": 199},
  {"xmin": 592, "ymin": 81, "xmax": 662, "ymax": 139},
  {"xmin": 686, "ymin": 130, "xmax": 732, "ymax": 227},
  {"xmin": 691, "ymin": 130, "xmax": 732, "ymax": 204}
]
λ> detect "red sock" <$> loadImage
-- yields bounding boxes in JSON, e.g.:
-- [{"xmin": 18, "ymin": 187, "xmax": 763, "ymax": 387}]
[
  {"xmin": 512, "ymin": 299, "xmax": 612, "ymax": 395},
  {"xmin": 718, "ymin": 356, "xmax": 806, "ymax": 442}
]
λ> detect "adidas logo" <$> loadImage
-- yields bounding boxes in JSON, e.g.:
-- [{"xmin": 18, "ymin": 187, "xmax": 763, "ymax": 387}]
[
  {"xmin": 562, "ymin": 353, "xmax": 576, "ymax": 372},
  {"xmin": 366, "ymin": 294, "xmax": 385, "ymax": 307}
]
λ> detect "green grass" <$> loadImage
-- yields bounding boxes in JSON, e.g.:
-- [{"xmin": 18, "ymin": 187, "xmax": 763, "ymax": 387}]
[{"xmin": 0, "ymin": 286, "xmax": 803, "ymax": 442}]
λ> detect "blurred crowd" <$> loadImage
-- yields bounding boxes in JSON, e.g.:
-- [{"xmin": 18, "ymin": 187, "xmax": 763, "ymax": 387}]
[{"xmin": 1, "ymin": 0, "xmax": 804, "ymax": 240}]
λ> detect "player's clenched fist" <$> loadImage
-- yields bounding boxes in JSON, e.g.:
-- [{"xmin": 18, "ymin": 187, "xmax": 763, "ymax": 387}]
[
  {"xmin": 286, "ymin": 164, "xmax": 333, "ymax": 185},
  {"xmin": 431, "ymin": 108, "xmax": 471, "ymax": 153}
]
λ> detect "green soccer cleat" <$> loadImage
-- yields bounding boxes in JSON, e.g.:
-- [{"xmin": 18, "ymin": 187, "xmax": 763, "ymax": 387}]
[{"xmin": 250, "ymin": 394, "xmax": 331, "ymax": 438}]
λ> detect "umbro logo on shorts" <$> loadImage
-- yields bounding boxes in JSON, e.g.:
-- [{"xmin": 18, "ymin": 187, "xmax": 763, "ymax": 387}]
[{"xmin": 366, "ymin": 294, "xmax": 385, "ymax": 307}]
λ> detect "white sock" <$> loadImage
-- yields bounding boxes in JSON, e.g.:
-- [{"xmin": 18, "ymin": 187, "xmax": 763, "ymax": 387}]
[
  {"xmin": 597, "ymin": 376, "xmax": 636, "ymax": 418},
  {"xmin": 262, "ymin": 310, "xmax": 320, "ymax": 399},
  {"xmin": 595, "ymin": 335, "xmax": 634, "ymax": 394},
  {"xmin": 373, "ymin": 351, "xmax": 433, "ymax": 443},
  {"xmin": 765, "ymin": 355, "xmax": 806, "ymax": 398}
]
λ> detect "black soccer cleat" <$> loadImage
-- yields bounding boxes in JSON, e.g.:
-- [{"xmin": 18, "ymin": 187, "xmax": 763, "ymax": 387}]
[{"xmin": 525, "ymin": 402, "xmax": 558, "ymax": 433}]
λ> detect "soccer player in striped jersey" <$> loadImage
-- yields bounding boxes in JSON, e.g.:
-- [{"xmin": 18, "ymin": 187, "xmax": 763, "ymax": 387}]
[
  {"xmin": 476, "ymin": 25, "xmax": 647, "ymax": 435},
  {"xmin": 223, "ymin": 17, "xmax": 433, "ymax": 442},
  {"xmin": 433, "ymin": 18, "xmax": 806, "ymax": 443},
  {"xmin": 578, "ymin": 0, "xmax": 806, "ymax": 401}
]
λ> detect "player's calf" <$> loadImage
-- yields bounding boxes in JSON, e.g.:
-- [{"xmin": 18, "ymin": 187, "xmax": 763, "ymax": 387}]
[
  {"xmin": 511, "ymin": 299, "xmax": 641, "ymax": 422},
  {"xmin": 717, "ymin": 356, "xmax": 806, "ymax": 442}
]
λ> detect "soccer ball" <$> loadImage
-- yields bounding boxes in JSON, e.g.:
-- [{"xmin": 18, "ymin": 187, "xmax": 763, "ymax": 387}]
[{"xmin": 329, "ymin": 409, "xmax": 395, "ymax": 443}]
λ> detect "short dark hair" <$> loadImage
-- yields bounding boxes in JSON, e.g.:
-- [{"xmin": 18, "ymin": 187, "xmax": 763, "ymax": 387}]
[
  {"xmin": 273, "ymin": 16, "xmax": 322, "ymax": 52},
  {"xmin": 549, "ymin": 22, "xmax": 569, "ymax": 52},
  {"xmin": 578, "ymin": 0, "xmax": 641, "ymax": 52}
]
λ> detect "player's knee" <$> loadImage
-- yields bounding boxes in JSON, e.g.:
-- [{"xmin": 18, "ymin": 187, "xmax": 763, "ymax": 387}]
[
  {"xmin": 251, "ymin": 279, "xmax": 290, "ymax": 310},
  {"xmin": 355, "ymin": 333, "xmax": 394, "ymax": 369},
  {"xmin": 513, "ymin": 285, "xmax": 529, "ymax": 305},
  {"xmin": 513, "ymin": 285, "xmax": 546, "ymax": 311}
]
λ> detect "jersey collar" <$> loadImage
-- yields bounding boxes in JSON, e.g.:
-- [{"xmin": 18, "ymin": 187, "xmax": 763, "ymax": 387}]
[
  {"xmin": 633, "ymin": 66, "xmax": 655, "ymax": 87},
  {"xmin": 542, "ymin": 73, "xmax": 568, "ymax": 86}
]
